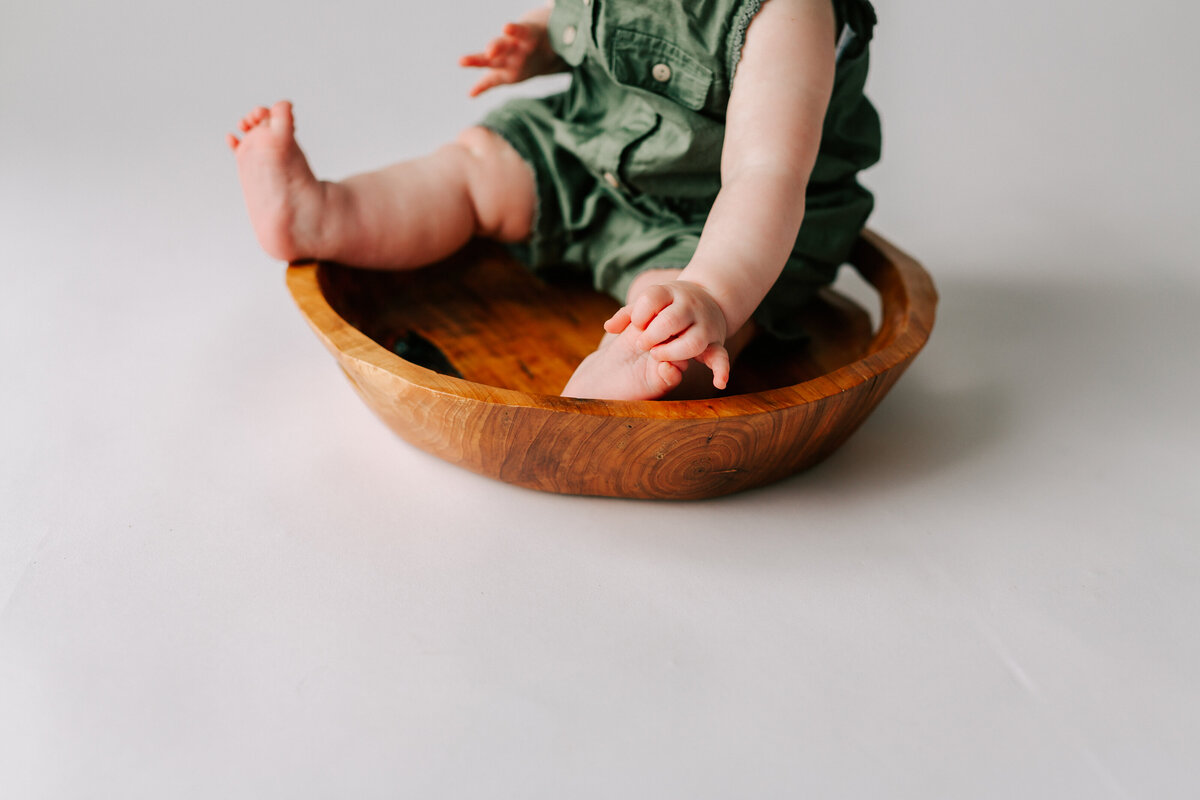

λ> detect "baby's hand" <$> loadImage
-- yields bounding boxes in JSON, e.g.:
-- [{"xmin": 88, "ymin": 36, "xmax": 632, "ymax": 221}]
[
  {"xmin": 605, "ymin": 281, "xmax": 731, "ymax": 390},
  {"xmin": 459, "ymin": 22, "xmax": 555, "ymax": 97}
]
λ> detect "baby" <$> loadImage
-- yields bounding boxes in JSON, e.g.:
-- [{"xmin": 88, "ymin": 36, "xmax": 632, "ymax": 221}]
[{"xmin": 229, "ymin": 0, "xmax": 879, "ymax": 401}]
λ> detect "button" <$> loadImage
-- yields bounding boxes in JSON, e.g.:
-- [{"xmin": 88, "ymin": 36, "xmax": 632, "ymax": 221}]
[
  {"xmin": 651, "ymin": 63, "xmax": 671, "ymax": 82},
  {"xmin": 583, "ymin": 0, "xmax": 591, "ymax": 5},
  {"xmin": 602, "ymin": 171, "xmax": 621, "ymax": 190},
  {"xmin": 561, "ymin": 25, "xmax": 576, "ymax": 45}
]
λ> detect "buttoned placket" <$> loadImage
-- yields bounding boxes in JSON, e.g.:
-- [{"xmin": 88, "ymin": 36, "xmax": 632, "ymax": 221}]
[{"xmin": 554, "ymin": 0, "xmax": 595, "ymax": 58}]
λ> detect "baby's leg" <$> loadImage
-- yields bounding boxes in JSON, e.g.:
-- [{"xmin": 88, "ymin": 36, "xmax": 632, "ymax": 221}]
[
  {"xmin": 562, "ymin": 269, "xmax": 757, "ymax": 401},
  {"xmin": 229, "ymin": 101, "xmax": 535, "ymax": 267}
]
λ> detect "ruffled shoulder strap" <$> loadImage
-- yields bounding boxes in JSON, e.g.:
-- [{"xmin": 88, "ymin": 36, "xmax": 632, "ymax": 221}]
[
  {"xmin": 834, "ymin": 0, "xmax": 876, "ymax": 59},
  {"xmin": 842, "ymin": 0, "xmax": 877, "ymax": 38}
]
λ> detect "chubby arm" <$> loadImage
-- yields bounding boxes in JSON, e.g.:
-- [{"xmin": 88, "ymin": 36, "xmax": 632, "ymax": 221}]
[
  {"xmin": 459, "ymin": 3, "xmax": 568, "ymax": 96},
  {"xmin": 609, "ymin": 0, "xmax": 837, "ymax": 388}
]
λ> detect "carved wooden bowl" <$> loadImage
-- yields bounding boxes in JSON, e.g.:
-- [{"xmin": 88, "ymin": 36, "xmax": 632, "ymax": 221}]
[{"xmin": 286, "ymin": 230, "xmax": 936, "ymax": 499}]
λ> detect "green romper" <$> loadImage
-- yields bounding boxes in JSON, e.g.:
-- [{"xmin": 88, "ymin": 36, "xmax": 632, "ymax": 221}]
[{"xmin": 482, "ymin": 0, "xmax": 880, "ymax": 340}]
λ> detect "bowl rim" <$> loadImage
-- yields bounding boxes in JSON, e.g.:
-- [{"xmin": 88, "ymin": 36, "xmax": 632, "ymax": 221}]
[{"xmin": 286, "ymin": 229, "xmax": 937, "ymax": 421}]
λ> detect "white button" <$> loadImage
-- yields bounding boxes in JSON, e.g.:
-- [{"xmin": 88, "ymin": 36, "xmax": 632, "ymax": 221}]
[
  {"xmin": 561, "ymin": 25, "xmax": 576, "ymax": 45},
  {"xmin": 651, "ymin": 62, "xmax": 671, "ymax": 82},
  {"xmin": 583, "ymin": 0, "xmax": 591, "ymax": 5},
  {"xmin": 603, "ymin": 171, "xmax": 621, "ymax": 189}
]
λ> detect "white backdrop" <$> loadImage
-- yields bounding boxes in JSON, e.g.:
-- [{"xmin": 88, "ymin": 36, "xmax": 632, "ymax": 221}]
[{"xmin": 2, "ymin": 1, "xmax": 1198, "ymax": 797}]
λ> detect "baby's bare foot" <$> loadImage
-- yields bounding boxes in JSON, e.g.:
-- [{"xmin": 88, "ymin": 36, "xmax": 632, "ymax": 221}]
[
  {"xmin": 227, "ymin": 100, "xmax": 328, "ymax": 261},
  {"xmin": 562, "ymin": 327, "xmax": 688, "ymax": 401}
]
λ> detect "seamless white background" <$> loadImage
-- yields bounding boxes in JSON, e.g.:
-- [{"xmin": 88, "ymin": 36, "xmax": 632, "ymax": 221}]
[{"xmin": 2, "ymin": 1, "xmax": 1198, "ymax": 797}]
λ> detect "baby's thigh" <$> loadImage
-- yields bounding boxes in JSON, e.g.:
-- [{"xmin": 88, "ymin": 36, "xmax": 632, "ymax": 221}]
[{"xmin": 454, "ymin": 126, "xmax": 537, "ymax": 243}]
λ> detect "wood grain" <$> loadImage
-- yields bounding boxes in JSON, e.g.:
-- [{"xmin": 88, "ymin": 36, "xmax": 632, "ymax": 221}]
[{"xmin": 286, "ymin": 231, "xmax": 937, "ymax": 499}]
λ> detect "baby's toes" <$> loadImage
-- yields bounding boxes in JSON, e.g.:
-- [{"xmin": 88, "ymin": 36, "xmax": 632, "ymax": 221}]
[
  {"xmin": 655, "ymin": 360, "xmax": 685, "ymax": 391},
  {"xmin": 267, "ymin": 100, "xmax": 294, "ymax": 132},
  {"xmin": 238, "ymin": 107, "xmax": 264, "ymax": 132}
]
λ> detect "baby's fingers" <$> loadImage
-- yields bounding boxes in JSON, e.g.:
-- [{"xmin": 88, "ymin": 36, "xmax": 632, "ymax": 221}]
[
  {"xmin": 486, "ymin": 36, "xmax": 519, "ymax": 60},
  {"xmin": 629, "ymin": 284, "xmax": 675, "ymax": 329},
  {"xmin": 636, "ymin": 303, "xmax": 691, "ymax": 351},
  {"xmin": 501, "ymin": 22, "xmax": 537, "ymax": 44},
  {"xmin": 460, "ymin": 30, "xmax": 525, "ymax": 68},
  {"xmin": 467, "ymin": 71, "xmax": 513, "ymax": 97},
  {"xmin": 604, "ymin": 306, "xmax": 633, "ymax": 334},
  {"xmin": 696, "ymin": 344, "xmax": 731, "ymax": 390},
  {"xmin": 459, "ymin": 52, "xmax": 491, "ymax": 67},
  {"xmin": 459, "ymin": 41, "xmax": 510, "ymax": 67},
  {"xmin": 646, "ymin": 325, "xmax": 707, "ymax": 361}
]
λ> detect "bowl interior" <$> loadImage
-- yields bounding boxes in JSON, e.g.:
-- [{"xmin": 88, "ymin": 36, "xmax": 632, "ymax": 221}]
[{"xmin": 316, "ymin": 241, "xmax": 876, "ymax": 398}]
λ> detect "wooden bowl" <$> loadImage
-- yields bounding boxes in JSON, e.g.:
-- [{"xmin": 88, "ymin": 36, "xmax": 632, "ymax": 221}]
[{"xmin": 286, "ymin": 230, "xmax": 936, "ymax": 499}]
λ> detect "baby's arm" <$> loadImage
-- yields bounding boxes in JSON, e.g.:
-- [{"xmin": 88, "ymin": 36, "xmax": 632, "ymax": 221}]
[
  {"xmin": 459, "ymin": 3, "xmax": 567, "ymax": 97},
  {"xmin": 609, "ymin": 0, "xmax": 838, "ymax": 389}
]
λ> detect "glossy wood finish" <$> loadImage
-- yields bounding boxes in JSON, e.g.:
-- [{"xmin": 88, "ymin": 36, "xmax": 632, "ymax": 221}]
[{"xmin": 286, "ymin": 230, "xmax": 937, "ymax": 499}]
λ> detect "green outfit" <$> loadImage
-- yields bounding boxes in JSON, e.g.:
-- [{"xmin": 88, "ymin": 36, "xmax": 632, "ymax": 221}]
[{"xmin": 482, "ymin": 0, "xmax": 880, "ymax": 340}]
